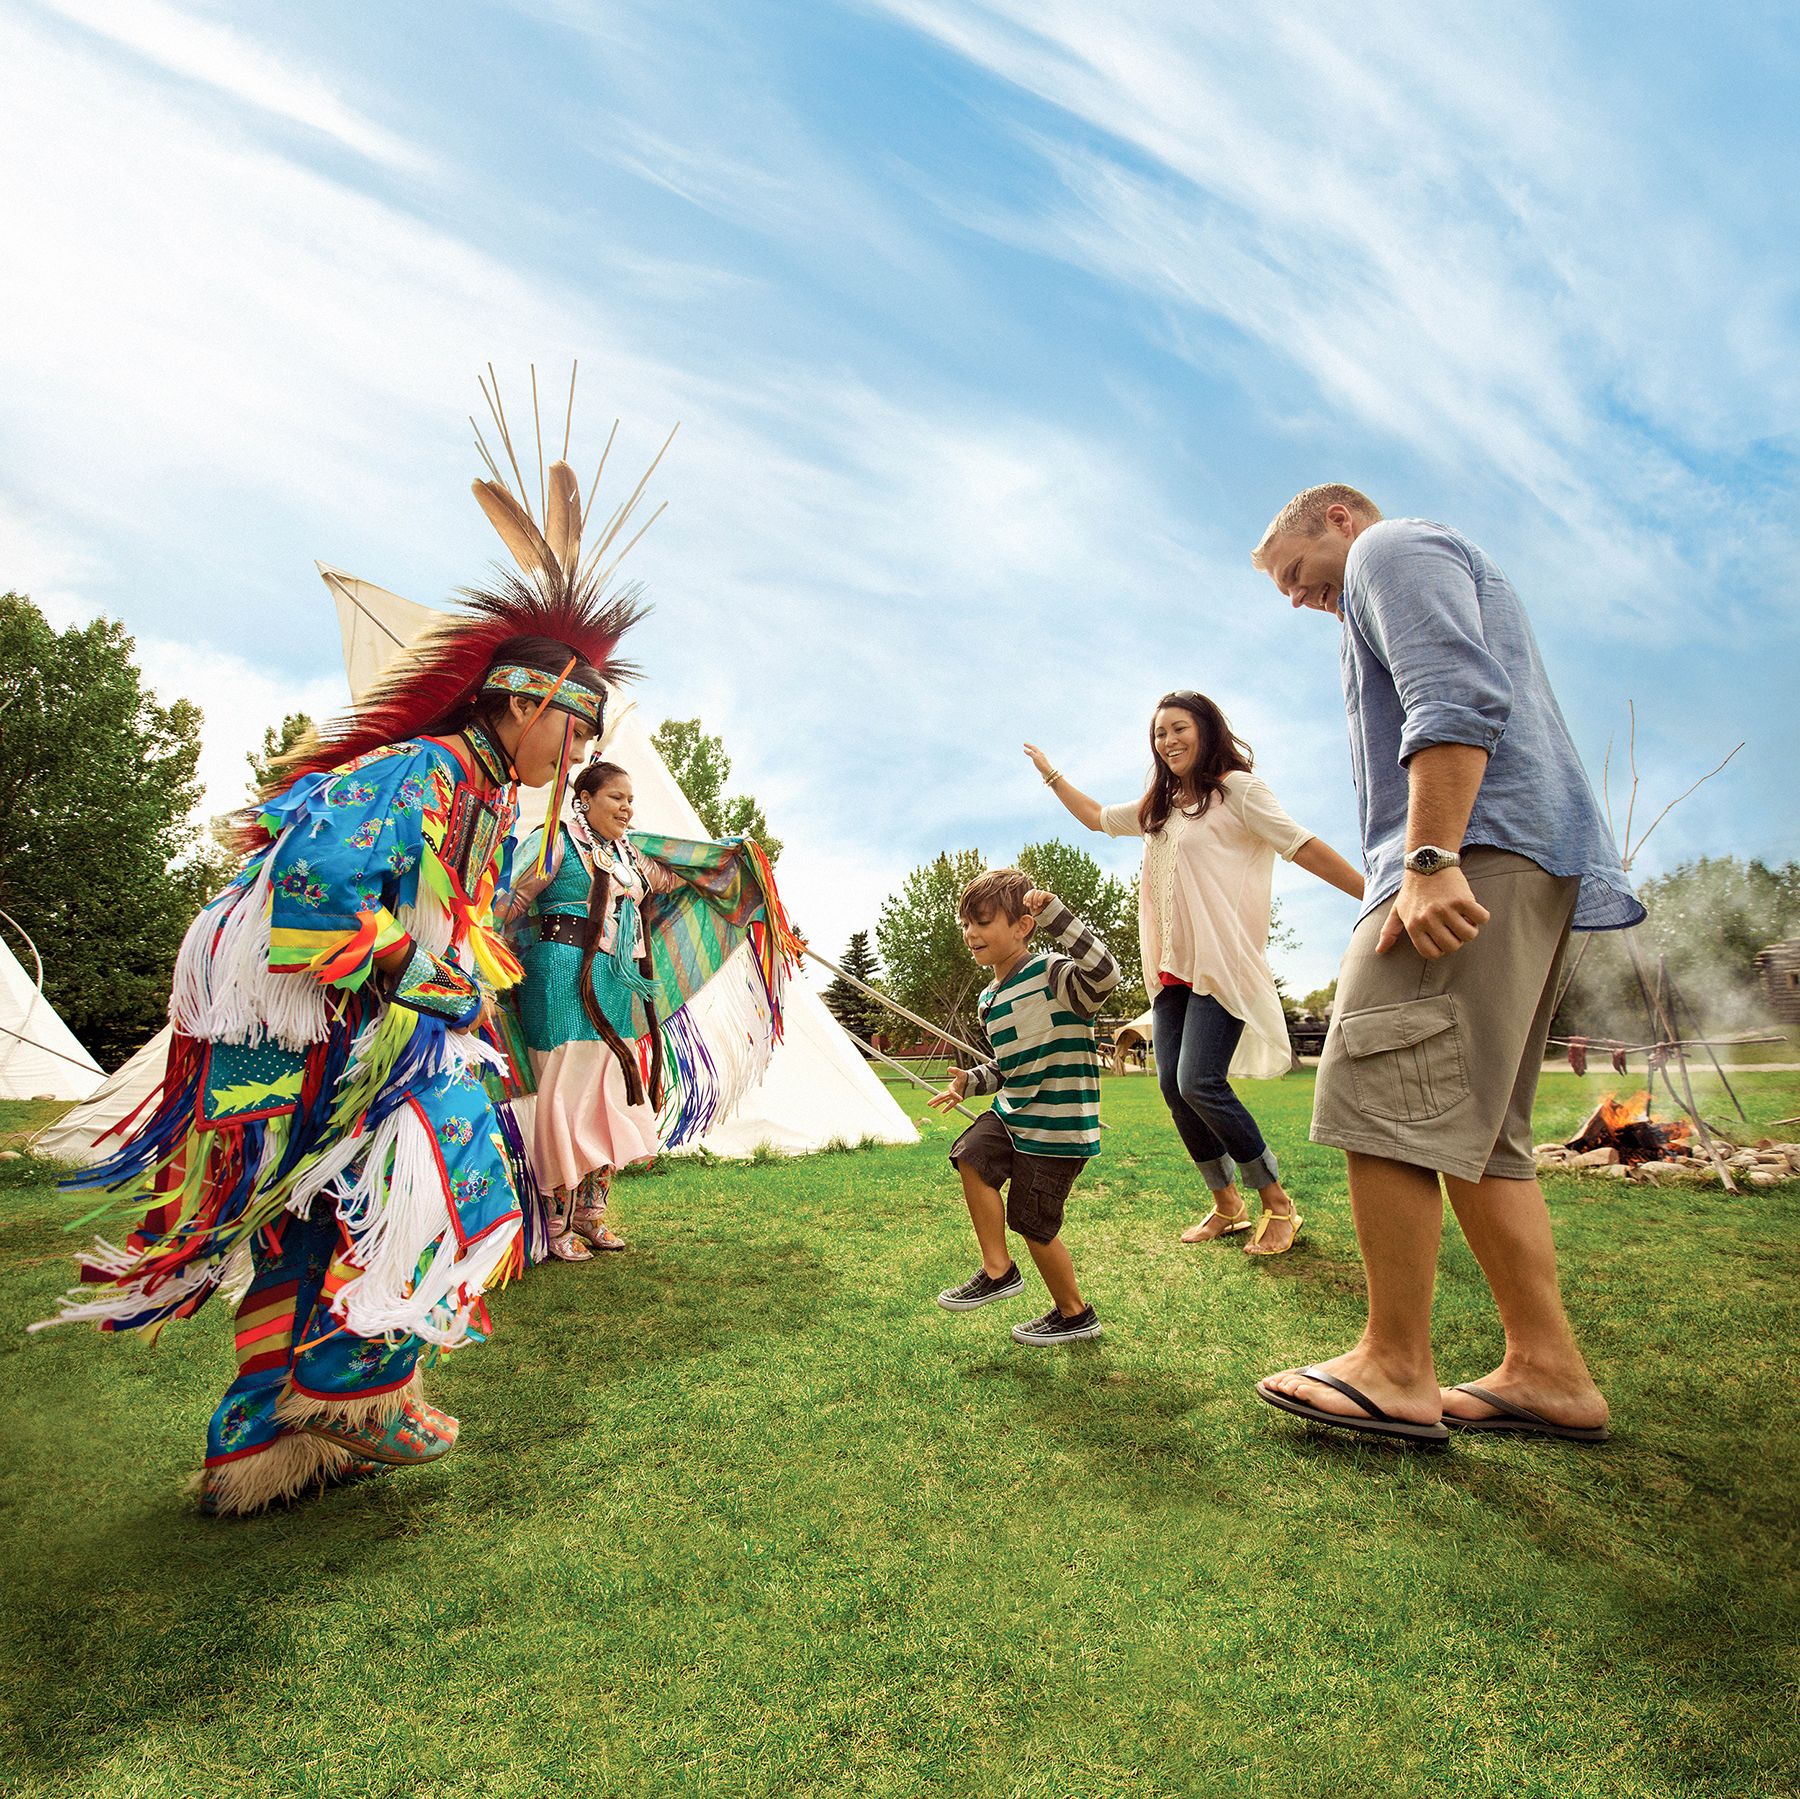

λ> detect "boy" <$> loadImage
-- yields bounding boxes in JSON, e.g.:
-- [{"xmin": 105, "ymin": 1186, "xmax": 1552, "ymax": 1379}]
[{"xmin": 929, "ymin": 869, "xmax": 1120, "ymax": 1344}]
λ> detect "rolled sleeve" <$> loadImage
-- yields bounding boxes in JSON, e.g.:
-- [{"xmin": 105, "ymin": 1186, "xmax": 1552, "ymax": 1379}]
[{"xmin": 1351, "ymin": 526, "xmax": 1512, "ymax": 765}]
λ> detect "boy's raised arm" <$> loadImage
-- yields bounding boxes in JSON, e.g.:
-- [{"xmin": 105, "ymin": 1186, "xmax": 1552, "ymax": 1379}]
[{"xmin": 1032, "ymin": 894, "xmax": 1121, "ymax": 1020}]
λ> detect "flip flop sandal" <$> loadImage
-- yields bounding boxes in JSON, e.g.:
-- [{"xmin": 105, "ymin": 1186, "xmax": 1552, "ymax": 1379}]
[
  {"xmin": 1180, "ymin": 1209, "xmax": 1252, "ymax": 1243},
  {"xmin": 1443, "ymin": 1383, "xmax": 1610, "ymax": 1443},
  {"xmin": 1256, "ymin": 1365, "xmax": 1450, "ymax": 1447},
  {"xmin": 1244, "ymin": 1211, "xmax": 1304, "ymax": 1256}
]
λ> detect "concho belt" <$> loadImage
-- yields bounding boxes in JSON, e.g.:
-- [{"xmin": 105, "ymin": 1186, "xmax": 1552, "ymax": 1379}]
[{"xmin": 536, "ymin": 914, "xmax": 587, "ymax": 947}]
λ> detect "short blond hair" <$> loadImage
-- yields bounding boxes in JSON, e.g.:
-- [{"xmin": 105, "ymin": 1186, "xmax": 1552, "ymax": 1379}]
[
  {"xmin": 959, "ymin": 867, "xmax": 1031, "ymax": 925},
  {"xmin": 1250, "ymin": 484, "xmax": 1381, "ymax": 569}
]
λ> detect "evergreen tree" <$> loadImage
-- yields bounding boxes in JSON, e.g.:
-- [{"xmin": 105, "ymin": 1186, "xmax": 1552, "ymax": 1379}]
[
  {"xmin": 820, "ymin": 929, "xmax": 887, "ymax": 1050},
  {"xmin": 0, "ymin": 593, "xmax": 213, "ymax": 1066}
]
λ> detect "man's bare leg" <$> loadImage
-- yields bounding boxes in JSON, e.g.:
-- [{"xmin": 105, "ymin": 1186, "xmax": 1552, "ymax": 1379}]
[
  {"xmin": 958, "ymin": 1164, "xmax": 1013, "ymax": 1279},
  {"xmin": 1023, "ymin": 1233, "xmax": 1085, "ymax": 1316},
  {"xmin": 1439, "ymin": 1173, "xmax": 1608, "ymax": 1429},
  {"xmin": 1260, "ymin": 1150, "xmax": 1445, "ymax": 1423}
]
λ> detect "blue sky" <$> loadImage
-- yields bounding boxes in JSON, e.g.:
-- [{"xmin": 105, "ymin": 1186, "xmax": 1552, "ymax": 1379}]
[{"xmin": 4, "ymin": 0, "xmax": 1796, "ymax": 995}]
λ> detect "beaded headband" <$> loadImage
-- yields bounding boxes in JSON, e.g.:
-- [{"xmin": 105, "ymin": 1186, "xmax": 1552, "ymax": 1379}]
[{"xmin": 479, "ymin": 661, "xmax": 606, "ymax": 730}]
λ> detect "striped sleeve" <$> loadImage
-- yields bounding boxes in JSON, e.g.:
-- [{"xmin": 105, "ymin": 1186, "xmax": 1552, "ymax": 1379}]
[
  {"xmin": 963, "ymin": 1061, "xmax": 1002, "ymax": 1096},
  {"xmin": 1036, "ymin": 898, "xmax": 1121, "ymax": 1020}
]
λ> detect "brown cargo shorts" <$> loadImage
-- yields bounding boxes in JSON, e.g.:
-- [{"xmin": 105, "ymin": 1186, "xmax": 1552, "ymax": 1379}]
[{"xmin": 1311, "ymin": 849, "xmax": 1580, "ymax": 1184}]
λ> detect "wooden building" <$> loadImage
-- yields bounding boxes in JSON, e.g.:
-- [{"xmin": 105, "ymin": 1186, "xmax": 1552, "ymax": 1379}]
[{"xmin": 1754, "ymin": 938, "xmax": 1800, "ymax": 1027}]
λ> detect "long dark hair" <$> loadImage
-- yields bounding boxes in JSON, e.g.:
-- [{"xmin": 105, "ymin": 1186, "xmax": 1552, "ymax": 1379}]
[
  {"xmin": 1136, "ymin": 691, "xmax": 1254, "ymax": 834},
  {"xmin": 571, "ymin": 759, "xmax": 664, "ymax": 1109}
]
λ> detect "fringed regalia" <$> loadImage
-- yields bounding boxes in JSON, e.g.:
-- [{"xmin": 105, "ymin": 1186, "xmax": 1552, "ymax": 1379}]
[
  {"xmin": 37, "ymin": 367, "xmax": 651, "ymax": 1513},
  {"xmin": 510, "ymin": 824, "xmax": 800, "ymax": 1248}
]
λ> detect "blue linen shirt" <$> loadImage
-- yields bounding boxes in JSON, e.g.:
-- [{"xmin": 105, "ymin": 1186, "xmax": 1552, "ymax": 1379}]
[{"xmin": 1338, "ymin": 518, "xmax": 1643, "ymax": 932}]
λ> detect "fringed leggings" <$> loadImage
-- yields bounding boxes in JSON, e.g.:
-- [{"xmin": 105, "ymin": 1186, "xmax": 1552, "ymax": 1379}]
[{"xmin": 204, "ymin": 1206, "xmax": 422, "ymax": 1510}]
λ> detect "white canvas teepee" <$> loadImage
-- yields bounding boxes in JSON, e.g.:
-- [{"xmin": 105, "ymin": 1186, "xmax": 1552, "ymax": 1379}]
[
  {"xmin": 323, "ymin": 565, "xmax": 916, "ymax": 1157},
  {"xmin": 0, "ymin": 928, "xmax": 104, "ymax": 1101},
  {"xmin": 39, "ymin": 570, "xmax": 917, "ymax": 1165}
]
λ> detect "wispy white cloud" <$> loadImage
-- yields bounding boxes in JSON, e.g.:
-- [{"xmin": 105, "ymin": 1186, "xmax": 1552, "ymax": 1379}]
[
  {"xmin": 863, "ymin": 0, "xmax": 1795, "ymax": 629},
  {"xmin": 31, "ymin": 0, "xmax": 430, "ymax": 173}
]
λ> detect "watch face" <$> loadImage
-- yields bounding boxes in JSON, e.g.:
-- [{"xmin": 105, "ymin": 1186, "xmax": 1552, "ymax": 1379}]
[{"xmin": 1410, "ymin": 847, "xmax": 1443, "ymax": 874}]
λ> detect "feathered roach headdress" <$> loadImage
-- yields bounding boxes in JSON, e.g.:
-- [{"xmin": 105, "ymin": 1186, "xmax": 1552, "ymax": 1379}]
[{"xmin": 270, "ymin": 362, "xmax": 677, "ymax": 809}]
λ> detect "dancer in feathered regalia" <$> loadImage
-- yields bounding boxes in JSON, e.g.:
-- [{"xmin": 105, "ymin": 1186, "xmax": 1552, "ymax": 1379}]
[{"xmin": 38, "ymin": 379, "xmax": 650, "ymax": 1515}]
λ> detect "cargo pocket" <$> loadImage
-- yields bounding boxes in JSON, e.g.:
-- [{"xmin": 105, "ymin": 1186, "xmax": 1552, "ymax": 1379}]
[{"xmin": 1337, "ymin": 995, "xmax": 1469, "ymax": 1124}]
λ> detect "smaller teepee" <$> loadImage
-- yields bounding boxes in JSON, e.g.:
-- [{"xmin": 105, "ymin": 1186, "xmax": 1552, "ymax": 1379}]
[{"xmin": 0, "ymin": 925, "xmax": 104, "ymax": 1102}]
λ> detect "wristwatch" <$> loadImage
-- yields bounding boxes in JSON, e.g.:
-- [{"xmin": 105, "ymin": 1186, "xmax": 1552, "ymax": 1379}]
[{"xmin": 1403, "ymin": 845, "xmax": 1462, "ymax": 877}]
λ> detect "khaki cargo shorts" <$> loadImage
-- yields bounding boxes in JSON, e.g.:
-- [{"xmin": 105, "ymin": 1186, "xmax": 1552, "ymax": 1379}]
[{"xmin": 1311, "ymin": 849, "xmax": 1580, "ymax": 1184}]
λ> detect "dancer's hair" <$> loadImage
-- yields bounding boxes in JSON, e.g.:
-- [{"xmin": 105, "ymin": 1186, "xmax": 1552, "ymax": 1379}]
[
  {"xmin": 1250, "ymin": 483, "xmax": 1381, "ymax": 569},
  {"xmin": 959, "ymin": 867, "xmax": 1032, "ymax": 927},
  {"xmin": 571, "ymin": 760, "xmax": 664, "ymax": 1109},
  {"xmin": 1137, "ymin": 692, "xmax": 1254, "ymax": 834}
]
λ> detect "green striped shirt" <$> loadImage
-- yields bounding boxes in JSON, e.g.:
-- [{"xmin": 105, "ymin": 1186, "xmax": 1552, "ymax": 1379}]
[{"xmin": 965, "ymin": 898, "xmax": 1120, "ymax": 1159}]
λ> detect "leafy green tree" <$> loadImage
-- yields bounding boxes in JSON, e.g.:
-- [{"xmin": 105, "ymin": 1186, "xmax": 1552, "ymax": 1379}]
[
  {"xmin": 248, "ymin": 711, "xmax": 314, "ymax": 793},
  {"xmin": 1017, "ymin": 838, "xmax": 1144, "ymax": 1015},
  {"xmin": 651, "ymin": 716, "xmax": 782, "ymax": 861},
  {"xmin": 1555, "ymin": 855, "xmax": 1800, "ymax": 1037},
  {"xmin": 876, "ymin": 849, "xmax": 989, "ymax": 1051},
  {"xmin": 820, "ymin": 929, "xmax": 887, "ymax": 1051},
  {"xmin": 1300, "ymin": 980, "xmax": 1339, "ymax": 1015},
  {"xmin": 0, "ymin": 594, "xmax": 215, "ymax": 1067}
]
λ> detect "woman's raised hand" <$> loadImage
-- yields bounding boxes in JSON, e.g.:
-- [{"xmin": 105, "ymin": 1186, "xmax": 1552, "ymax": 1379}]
[{"xmin": 1023, "ymin": 742, "xmax": 1056, "ymax": 780}]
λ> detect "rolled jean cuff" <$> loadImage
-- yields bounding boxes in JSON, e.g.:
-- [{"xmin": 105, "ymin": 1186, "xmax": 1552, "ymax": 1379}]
[
  {"xmin": 1236, "ymin": 1148, "xmax": 1279, "ymax": 1190},
  {"xmin": 1198, "ymin": 1155, "xmax": 1236, "ymax": 1191}
]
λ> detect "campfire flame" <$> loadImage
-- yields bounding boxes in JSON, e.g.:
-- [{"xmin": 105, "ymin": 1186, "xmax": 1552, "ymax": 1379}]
[{"xmin": 1566, "ymin": 1090, "xmax": 1691, "ymax": 1165}]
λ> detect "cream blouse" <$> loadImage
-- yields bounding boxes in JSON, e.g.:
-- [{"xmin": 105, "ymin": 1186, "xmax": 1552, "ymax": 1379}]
[{"xmin": 1100, "ymin": 770, "xmax": 1313, "ymax": 1081}]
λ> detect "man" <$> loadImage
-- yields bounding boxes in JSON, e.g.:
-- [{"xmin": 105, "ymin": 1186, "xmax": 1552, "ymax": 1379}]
[{"xmin": 1249, "ymin": 485, "xmax": 1641, "ymax": 1446}]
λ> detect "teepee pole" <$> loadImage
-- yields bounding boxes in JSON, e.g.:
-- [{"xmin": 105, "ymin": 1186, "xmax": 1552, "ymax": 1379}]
[
  {"xmin": 841, "ymin": 1024, "xmax": 978, "ymax": 1121},
  {"xmin": 803, "ymin": 946, "xmax": 985, "ymax": 1062}
]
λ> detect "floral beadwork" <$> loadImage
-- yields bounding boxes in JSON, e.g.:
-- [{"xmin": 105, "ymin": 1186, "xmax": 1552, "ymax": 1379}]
[
  {"xmin": 393, "ymin": 777, "xmax": 427, "ymax": 815},
  {"xmin": 275, "ymin": 862, "xmax": 329, "ymax": 908},
  {"xmin": 327, "ymin": 779, "xmax": 377, "ymax": 809},
  {"xmin": 347, "ymin": 818, "xmax": 385, "ymax": 851},
  {"xmin": 437, "ymin": 1116, "xmax": 476, "ymax": 1149},
  {"xmin": 215, "ymin": 1398, "xmax": 255, "ymax": 1449},
  {"xmin": 450, "ymin": 1171, "xmax": 492, "ymax": 1205},
  {"xmin": 386, "ymin": 846, "xmax": 418, "ymax": 877},
  {"xmin": 347, "ymin": 1337, "xmax": 396, "ymax": 1378}
]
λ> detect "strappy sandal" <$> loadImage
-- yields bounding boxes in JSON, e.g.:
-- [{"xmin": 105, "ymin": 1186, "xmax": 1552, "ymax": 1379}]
[
  {"xmin": 1244, "ymin": 1208, "xmax": 1303, "ymax": 1256},
  {"xmin": 1179, "ymin": 1204, "xmax": 1252, "ymax": 1243}
]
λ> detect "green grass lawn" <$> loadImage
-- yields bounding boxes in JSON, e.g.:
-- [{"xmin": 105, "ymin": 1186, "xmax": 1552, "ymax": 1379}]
[{"xmin": 2, "ymin": 1069, "xmax": 1797, "ymax": 1798}]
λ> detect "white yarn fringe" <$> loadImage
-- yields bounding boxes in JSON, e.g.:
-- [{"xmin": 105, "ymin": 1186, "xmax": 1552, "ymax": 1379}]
[
  {"xmin": 29, "ymin": 1240, "xmax": 225, "ymax": 1332},
  {"xmin": 683, "ymin": 946, "xmax": 781, "ymax": 1125},
  {"xmin": 168, "ymin": 858, "xmax": 330, "ymax": 1050},
  {"xmin": 286, "ymin": 1023, "xmax": 511, "ymax": 1349}
]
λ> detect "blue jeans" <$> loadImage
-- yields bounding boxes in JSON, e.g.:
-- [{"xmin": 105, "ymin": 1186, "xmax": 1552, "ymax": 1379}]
[{"xmin": 1152, "ymin": 985, "xmax": 1279, "ymax": 1193}]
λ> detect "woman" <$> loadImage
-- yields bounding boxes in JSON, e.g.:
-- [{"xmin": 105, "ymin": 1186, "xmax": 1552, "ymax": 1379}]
[
  {"xmin": 39, "ymin": 440, "xmax": 642, "ymax": 1514},
  {"xmin": 505, "ymin": 760, "xmax": 680, "ymax": 1259},
  {"xmin": 1026, "ymin": 691, "xmax": 1363, "ymax": 1254}
]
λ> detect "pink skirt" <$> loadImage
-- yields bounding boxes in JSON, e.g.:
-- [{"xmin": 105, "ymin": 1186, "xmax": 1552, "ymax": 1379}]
[{"xmin": 528, "ymin": 1041, "xmax": 661, "ymax": 1195}]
